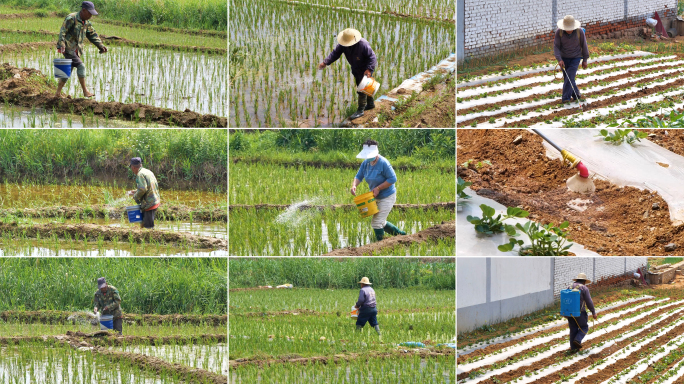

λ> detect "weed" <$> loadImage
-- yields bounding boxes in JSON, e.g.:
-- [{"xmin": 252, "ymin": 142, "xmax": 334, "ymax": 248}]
[{"xmin": 467, "ymin": 204, "xmax": 529, "ymax": 235}]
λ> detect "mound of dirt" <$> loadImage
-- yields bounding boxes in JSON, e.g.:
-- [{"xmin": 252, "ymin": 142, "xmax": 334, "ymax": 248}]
[
  {"xmin": 644, "ymin": 129, "xmax": 684, "ymax": 158},
  {"xmin": 457, "ymin": 129, "xmax": 684, "ymax": 256},
  {"xmin": 0, "ymin": 63, "xmax": 226, "ymax": 127},
  {"xmin": 0, "ymin": 222, "xmax": 227, "ymax": 250},
  {"xmin": 229, "ymin": 203, "xmax": 454, "ymax": 211},
  {"xmin": 0, "ymin": 310, "xmax": 227, "ymax": 325},
  {"xmin": 323, "ymin": 221, "xmax": 455, "ymax": 256},
  {"xmin": 0, "ymin": 205, "xmax": 227, "ymax": 223}
]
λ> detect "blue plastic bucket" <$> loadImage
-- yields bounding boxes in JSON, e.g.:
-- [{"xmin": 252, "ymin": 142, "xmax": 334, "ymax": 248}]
[
  {"xmin": 53, "ymin": 58, "xmax": 72, "ymax": 79},
  {"xmin": 126, "ymin": 205, "xmax": 142, "ymax": 223},
  {"xmin": 560, "ymin": 289, "xmax": 581, "ymax": 317},
  {"xmin": 99, "ymin": 314, "xmax": 113, "ymax": 330}
]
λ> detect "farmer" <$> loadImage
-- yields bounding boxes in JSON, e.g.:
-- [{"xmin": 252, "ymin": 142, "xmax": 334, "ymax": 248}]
[
  {"xmin": 55, "ymin": 1, "xmax": 108, "ymax": 98},
  {"xmin": 567, "ymin": 273, "xmax": 597, "ymax": 351},
  {"xmin": 354, "ymin": 277, "xmax": 381, "ymax": 336},
  {"xmin": 350, "ymin": 140, "xmax": 406, "ymax": 242},
  {"xmin": 318, "ymin": 28, "xmax": 377, "ymax": 120},
  {"xmin": 554, "ymin": 15, "xmax": 589, "ymax": 103},
  {"xmin": 127, "ymin": 157, "xmax": 160, "ymax": 229},
  {"xmin": 93, "ymin": 277, "xmax": 123, "ymax": 335}
]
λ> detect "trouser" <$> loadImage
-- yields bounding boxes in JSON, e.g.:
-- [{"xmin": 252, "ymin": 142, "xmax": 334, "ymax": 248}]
[
  {"xmin": 371, "ymin": 192, "xmax": 397, "ymax": 229},
  {"xmin": 113, "ymin": 317, "xmax": 123, "ymax": 335},
  {"xmin": 354, "ymin": 73, "xmax": 375, "ymax": 110},
  {"xmin": 561, "ymin": 57, "xmax": 582, "ymax": 101},
  {"xmin": 141, "ymin": 208, "xmax": 157, "ymax": 229},
  {"xmin": 63, "ymin": 52, "xmax": 86, "ymax": 78},
  {"xmin": 356, "ymin": 306, "xmax": 379, "ymax": 328},
  {"xmin": 568, "ymin": 311, "xmax": 589, "ymax": 348}
]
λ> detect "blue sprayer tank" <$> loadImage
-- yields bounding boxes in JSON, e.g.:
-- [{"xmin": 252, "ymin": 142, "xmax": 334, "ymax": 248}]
[{"xmin": 560, "ymin": 289, "xmax": 581, "ymax": 317}]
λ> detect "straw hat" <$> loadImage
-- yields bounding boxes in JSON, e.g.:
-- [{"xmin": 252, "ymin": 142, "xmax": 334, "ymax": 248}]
[
  {"xmin": 573, "ymin": 273, "xmax": 591, "ymax": 284},
  {"xmin": 337, "ymin": 28, "xmax": 362, "ymax": 47},
  {"xmin": 356, "ymin": 144, "xmax": 379, "ymax": 159},
  {"xmin": 557, "ymin": 15, "xmax": 581, "ymax": 31},
  {"xmin": 358, "ymin": 277, "xmax": 372, "ymax": 285}
]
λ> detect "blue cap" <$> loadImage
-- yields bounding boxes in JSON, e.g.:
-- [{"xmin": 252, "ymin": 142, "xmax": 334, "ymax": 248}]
[
  {"xmin": 97, "ymin": 277, "xmax": 106, "ymax": 289},
  {"xmin": 82, "ymin": 1, "xmax": 98, "ymax": 15},
  {"xmin": 130, "ymin": 157, "xmax": 142, "ymax": 166}
]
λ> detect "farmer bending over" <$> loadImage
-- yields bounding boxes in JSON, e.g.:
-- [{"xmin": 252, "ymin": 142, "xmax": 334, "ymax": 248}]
[
  {"xmin": 318, "ymin": 28, "xmax": 377, "ymax": 120},
  {"xmin": 567, "ymin": 273, "xmax": 597, "ymax": 352},
  {"xmin": 55, "ymin": 1, "xmax": 108, "ymax": 98},
  {"xmin": 554, "ymin": 15, "xmax": 589, "ymax": 103},
  {"xmin": 127, "ymin": 157, "xmax": 160, "ymax": 229},
  {"xmin": 354, "ymin": 277, "xmax": 381, "ymax": 337},
  {"xmin": 93, "ymin": 277, "xmax": 123, "ymax": 335}
]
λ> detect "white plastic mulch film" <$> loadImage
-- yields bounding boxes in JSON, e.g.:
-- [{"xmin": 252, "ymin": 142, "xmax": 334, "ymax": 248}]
[
  {"xmin": 457, "ymin": 187, "xmax": 600, "ymax": 256},
  {"xmin": 534, "ymin": 129, "xmax": 684, "ymax": 225}
]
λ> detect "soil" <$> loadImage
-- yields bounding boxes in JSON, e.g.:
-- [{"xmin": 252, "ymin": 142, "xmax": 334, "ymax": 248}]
[
  {"xmin": 0, "ymin": 205, "xmax": 227, "ymax": 223},
  {"xmin": 0, "ymin": 63, "xmax": 227, "ymax": 127},
  {"xmin": 382, "ymin": 10, "xmax": 454, "ymax": 24},
  {"xmin": 0, "ymin": 222, "xmax": 227, "ymax": 249},
  {"xmin": 229, "ymin": 203, "xmax": 454, "ymax": 212},
  {"xmin": 97, "ymin": 19, "xmax": 227, "ymax": 38},
  {"xmin": 0, "ymin": 311, "xmax": 227, "ymax": 325},
  {"xmin": 653, "ymin": 273, "xmax": 684, "ymax": 290},
  {"xmin": 229, "ymin": 348, "xmax": 454, "ymax": 368},
  {"xmin": 78, "ymin": 333, "xmax": 227, "ymax": 346},
  {"xmin": 322, "ymin": 220, "xmax": 454, "ymax": 256},
  {"xmin": 0, "ymin": 41, "xmax": 53, "ymax": 54},
  {"xmin": 644, "ymin": 129, "xmax": 684, "ymax": 158},
  {"xmin": 457, "ymin": 129, "xmax": 684, "ymax": 255}
]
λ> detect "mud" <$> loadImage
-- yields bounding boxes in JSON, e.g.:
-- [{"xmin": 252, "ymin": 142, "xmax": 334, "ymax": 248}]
[
  {"xmin": 230, "ymin": 348, "xmax": 454, "ymax": 368},
  {"xmin": 72, "ymin": 332, "xmax": 227, "ymax": 346},
  {"xmin": 231, "ymin": 157, "xmax": 453, "ymax": 172},
  {"xmin": 457, "ymin": 129, "xmax": 684, "ymax": 255},
  {"xmin": 97, "ymin": 19, "xmax": 227, "ymax": 38},
  {"xmin": 0, "ymin": 205, "xmax": 227, "ymax": 223},
  {"xmin": 0, "ymin": 63, "xmax": 227, "ymax": 127},
  {"xmin": 0, "ymin": 310, "xmax": 227, "ymax": 325},
  {"xmin": 0, "ymin": 13, "xmax": 51, "ymax": 19},
  {"xmin": 645, "ymin": 129, "xmax": 684, "ymax": 158},
  {"xmin": 229, "ymin": 203, "xmax": 454, "ymax": 212},
  {"xmin": 322, "ymin": 220, "xmax": 455, "ymax": 256},
  {"xmin": 0, "ymin": 42, "xmax": 53, "ymax": 54},
  {"xmin": 383, "ymin": 10, "xmax": 454, "ymax": 24}
]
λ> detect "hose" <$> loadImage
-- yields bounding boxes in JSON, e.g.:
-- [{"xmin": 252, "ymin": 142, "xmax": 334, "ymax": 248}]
[{"xmin": 572, "ymin": 314, "xmax": 596, "ymax": 335}]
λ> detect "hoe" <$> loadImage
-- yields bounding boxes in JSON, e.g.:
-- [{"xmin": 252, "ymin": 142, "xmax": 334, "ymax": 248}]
[{"xmin": 531, "ymin": 129, "xmax": 595, "ymax": 194}]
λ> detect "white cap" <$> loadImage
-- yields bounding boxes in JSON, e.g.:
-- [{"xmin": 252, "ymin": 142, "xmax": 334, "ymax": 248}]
[
  {"xmin": 356, "ymin": 144, "xmax": 379, "ymax": 159},
  {"xmin": 646, "ymin": 18, "xmax": 657, "ymax": 27}
]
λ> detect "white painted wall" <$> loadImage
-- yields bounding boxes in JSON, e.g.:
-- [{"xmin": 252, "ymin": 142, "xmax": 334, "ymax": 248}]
[
  {"xmin": 558, "ymin": 0, "xmax": 624, "ymax": 26},
  {"xmin": 628, "ymin": 0, "xmax": 675, "ymax": 17},
  {"xmin": 457, "ymin": 258, "xmax": 487, "ymax": 308},
  {"xmin": 491, "ymin": 258, "xmax": 551, "ymax": 301}
]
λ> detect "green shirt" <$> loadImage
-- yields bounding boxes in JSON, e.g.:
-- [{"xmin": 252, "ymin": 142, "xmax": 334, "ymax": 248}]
[
  {"xmin": 133, "ymin": 167, "xmax": 161, "ymax": 211},
  {"xmin": 93, "ymin": 284, "xmax": 122, "ymax": 319},
  {"xmin": 56, "ymin": 12, "xmax": 104, "ymax": 57}
]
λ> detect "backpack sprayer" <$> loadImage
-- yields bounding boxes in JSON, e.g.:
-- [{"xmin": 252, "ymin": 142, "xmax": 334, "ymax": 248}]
[{"xmin": 560, "ymin": 286, "xmax": 595, "ymax": 335}]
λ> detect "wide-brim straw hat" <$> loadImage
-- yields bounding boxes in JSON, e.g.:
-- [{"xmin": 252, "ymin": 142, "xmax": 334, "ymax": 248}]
[
  {"xmin": 573, "ymin": 273, "xmax": 591, "ymax": 284},
  {"xmin": 356, "ymin": 144, "xmax": 379, "ymax": 159},
  {"xmin": 358, "ymin": 277, "xmax": 372, "ymax": 285},
  {"xmin": 338, "ymin": 28, "xmax": 362, "ymax": 47},
  {"xmin": 557, "ymin": 15, "xmax": 581, "ymax": 31}
]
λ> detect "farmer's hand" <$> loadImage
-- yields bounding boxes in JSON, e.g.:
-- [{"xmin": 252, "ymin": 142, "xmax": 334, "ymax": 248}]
[
  {"xmin": 558, "ymin": 61, "xmax": 565, "ymax": 69},
  {"xmin": 93, "ymin": 307, "xmax": 98, "ymax": 314},
  {"xmin": 350, "ymin": 186, "xmax": 357, "ymax": 196},
  {"xmin": 592, "ymin": 313, "xmax": 598, "ymax": 320},
  {"xmin": 364, "ymin": 69, "xmax": 372, "ymax": 78},
  {"xmin": 582, "ymin": 60, "xmax": 587, "ymax": 70},
  {"xmin": 99, "ymin": 46, "xmax": 108, "ymax": 54},
  {"xmin": 127, "ymin": 190, "xmax": 136, "ymax": 196},
  {"xmin": 372, "ymin": 187, "xmax": 380, "ymax": 197},
  {"xmin": 318, "ymin": 62, "xmax": 326, "ymax": 70},
  {"xmin": 103, "ymin": 306, "xmax": 108, "ymax": 312},
  {"xmin": 57, "ymin": 48, "xmax": 65, "ymax": 54}
]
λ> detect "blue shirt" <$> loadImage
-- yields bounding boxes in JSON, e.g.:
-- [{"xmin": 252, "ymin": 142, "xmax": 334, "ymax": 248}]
[
  {"xmin": 356, "ymin": 285, "xmax": 377, "ymax": 309},
  {"xmin": 355, "ymin": 156, "xmax": 397, "ymax": 200}
]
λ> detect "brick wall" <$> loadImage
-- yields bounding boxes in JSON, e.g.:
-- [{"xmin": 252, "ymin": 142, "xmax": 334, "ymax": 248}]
[
  {"xmin": 553, "ymin": 257, "xmax": 647, "ymax": 298},
  {"xmin": 462, "ymin": 0, "xmax": 677, "ymax": 60}
]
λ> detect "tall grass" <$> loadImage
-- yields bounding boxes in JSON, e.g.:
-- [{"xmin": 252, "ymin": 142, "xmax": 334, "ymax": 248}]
[
  {"xmin": 0, "ymin": 129, "xmax": 227, "ymax": 186},
  {"xmin": 0, "ymin": 258, "xmax": 227, "ymax": 314},
  {"xmin": 229, "ymin": 258, "xmax": 455, "ymax": 289}
]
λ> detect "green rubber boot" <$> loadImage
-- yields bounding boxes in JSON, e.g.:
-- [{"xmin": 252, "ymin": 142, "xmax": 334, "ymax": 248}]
[
  {"xmin": 383, "ymin": 221, "xmax": 406, "ymax": 236},
  {"xmin": 373, "ymin": 228, "xmax": 384, "ymax": 241}
]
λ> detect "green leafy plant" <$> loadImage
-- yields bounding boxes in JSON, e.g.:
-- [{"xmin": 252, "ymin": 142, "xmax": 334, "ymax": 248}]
[
  {"xmin": 457, "ymin": 177, "xmax": 472, "ymax": 202},
  {"xmin": 613, "ymin": 110, "xmax": 684, "ymax": 128},
  {"xmin": 461, "ymin": 159, "xmax": 492, "ymax": 169},
  {"xmin": 498, "ymin": 221, "xmax": 573, "ymax": 256},
  {"xmin": 467, "ymin": 204, "xmax": 529, "ymax": 235},
  {"xmin": 595, "ymin": 129, "xmax": 648, "ymax": 145}
]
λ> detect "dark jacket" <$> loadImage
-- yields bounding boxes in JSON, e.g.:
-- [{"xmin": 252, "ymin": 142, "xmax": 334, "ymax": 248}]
[
  {"xmin": 553, "ymin": 28, "xmax": 589, "ymax": 62},
  {"xmin": 324, "ymin": 38, "xmax": 377, "ymax": 80}
]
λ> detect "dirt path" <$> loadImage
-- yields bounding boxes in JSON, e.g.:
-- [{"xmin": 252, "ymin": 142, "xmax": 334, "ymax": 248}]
[
  {"xmin": 0, "ymin": 205, "xmax": 227, "ymax": 223},
  {"xmin": 0, "ymin": 63, "xmax": 227, "ymax": 127},
  {"xmin": 322, "ymin": 220, "xmax": 455, "ymax": 256},
  {"xmin": 0, "ymin": 311, "xmax": 227, "ymax": 325},
  {"xmin": 230, "ymin": 348, "xmax": 454, "ymax": 368},
  {"xmin": 458, "ymin": 129, "xmax": 684, "ymax": 255},
  {"xmin": 229, "ymin": 203, "xmax": 454, "ymax": 211}
]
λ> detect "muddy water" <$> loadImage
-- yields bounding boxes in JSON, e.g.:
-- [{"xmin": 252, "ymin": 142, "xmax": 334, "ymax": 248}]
[
  {"xmin": 3, "ymin": 46, "xmax": 226, "ymax": 116},
  {"xmin": 0, "ymin": 104, "xmax": 162, "ymax": 128},
  {"xmin": 25, "ymin": 218, "xmax": 227, "ymax": 239},
  {"xmin": 112, "ymin": 344, "xmax": 227, "ymax": 375},
  {"xmin": 0, "ymin": 240, "xmax": 227, "ymax": 256},
  {"xmin": 0, "ymin": 184, "xmax": 225, "ymax": 209}
]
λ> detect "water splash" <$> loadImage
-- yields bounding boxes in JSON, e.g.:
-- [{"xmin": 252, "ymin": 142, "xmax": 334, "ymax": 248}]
[
  {"xmin": 67, "ymin": 311, "xmax": 100, "ymax": 327},
  {"xmin": 275, "ymin": 196, "xmax": 330, "ymax": 228}
]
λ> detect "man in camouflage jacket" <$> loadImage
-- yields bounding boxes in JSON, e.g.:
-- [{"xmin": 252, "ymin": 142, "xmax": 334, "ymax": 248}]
[
  {"xmin": 127, "ymin": 157, "xmax": 161, "ymax": 229},
  {"xmin": 55, "ymin": 1, "xmax": 108, "ymax": 98},
  {"xmin": 93, "ymin": 277, "xmax": 123, "ymax": 334}
]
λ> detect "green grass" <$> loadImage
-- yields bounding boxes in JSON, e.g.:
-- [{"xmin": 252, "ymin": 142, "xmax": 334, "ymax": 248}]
[
  {"xmin": 0, "ymin": 258, "xmax": 227, "ymax": 314},
  {"xmin": 0, "ymin": 322, "xmax": 224, "ymax": 337},
  {"xmin": 364, "ymin": 237, "xmax": 455, "ymax": 256},
  {"xmin": 229, "ymin": 258, "xmax": 455, "ymax": 291}
]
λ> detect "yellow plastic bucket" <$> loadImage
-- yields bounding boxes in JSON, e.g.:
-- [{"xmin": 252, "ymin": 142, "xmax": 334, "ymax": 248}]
[
  {"xmin": 353, "ymin": 191, "xmax": 379, "ymax": 218},
  {"xmin": 357, "ymin": 76, "xmax": 381, "ymax": 97}
]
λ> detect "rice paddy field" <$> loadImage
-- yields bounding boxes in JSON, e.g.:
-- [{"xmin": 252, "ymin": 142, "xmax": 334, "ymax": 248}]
[
  {"xmin": 229, "ymin": 0, "xmax": 455, "ymax": 127},
  {"xmin": 0, "ymin": 258, "xmax": 228, "ymax": 384},
  {"xmin": 0, "ymin": 5, "xmax": 227, "ymax": 127},
  {"xmin": 229, "ymin": 258, "xmax": 456, "ymax": 383},
  {"xmin": 228, "ymin": 129, "xmax": 455, "ymax": 256},
  {"xmin": 456, "ymin": 286, "xmax": 684, "ymax": 384},
  {"xmin": 0, "ymin": 129, "xmax": 227, "ymax": 256}
]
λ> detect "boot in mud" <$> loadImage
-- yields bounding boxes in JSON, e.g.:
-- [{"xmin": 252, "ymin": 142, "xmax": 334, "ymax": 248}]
[
  {"xmin": 383, "ymin": 221, "xmax": 406, "ymax": 236},
  {"xmin": 350, "ymin": 92, "xmax": 367, "ymax": 119},
  {"xmin": 365, "ymin": 96, "xmax": 375, "ymax": 110},
  {"xmin": 373, "ymin": 228, "xmax": 384, "ymax": 241},
  {"xmin": 374, "ymin": 325, "xmax": 381, "ymax": 336}
]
